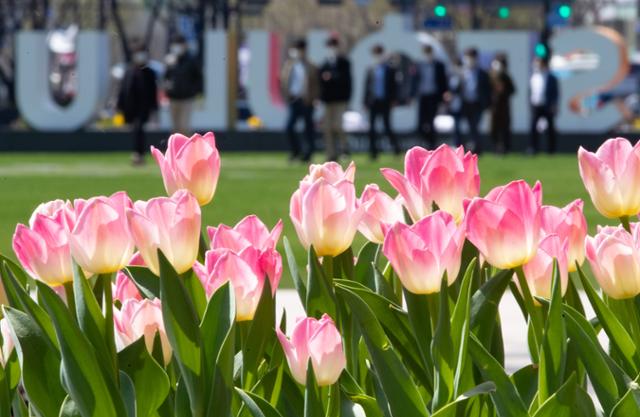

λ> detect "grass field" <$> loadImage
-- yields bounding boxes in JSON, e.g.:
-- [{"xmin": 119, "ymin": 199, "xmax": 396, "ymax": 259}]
[{"xmin": 0, "ymin": 151, "xmax": 612, "ymax": 286}]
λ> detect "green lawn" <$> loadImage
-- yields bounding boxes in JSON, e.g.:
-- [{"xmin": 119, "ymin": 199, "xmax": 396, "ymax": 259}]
[{"xmin": 0, "ymin": 152, "xmax": 611, "ymax": 286}]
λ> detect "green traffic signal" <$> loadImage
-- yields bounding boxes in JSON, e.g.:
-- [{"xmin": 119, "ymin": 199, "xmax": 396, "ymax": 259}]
[
  {"xmin": 434, "ymin": 4, "xmax": 447, "ymax": 18},
  {"xmin": 558, "ymin": 4, "xmax": 571, "ymax": 19},
  {"xmin": 535, "ymin": 42, "xmax": 547, "ymax": 58},
  {"xmin": 498, "ymin": 6, "xmax": 510, "ymax": 19}
]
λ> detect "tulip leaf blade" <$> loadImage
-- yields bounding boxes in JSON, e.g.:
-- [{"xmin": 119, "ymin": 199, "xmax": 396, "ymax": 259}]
[
  {"xmin": 200, "ymin": 281, "xmax": 234, "ymax": 384},
  {"xmin": 510, "ymin": 364, "xmax": 538, "ymax": 409},
  {"xmin": 609, "ymin": 377, "xmax": 640, "ymax": 417},
  {"xmin": 450, "ymin": 258, "xmax": 477, "ymax": 397},
  {"xmin": 119, "ymin": 370, "xmax": 137, "ymax": 417},
  {"xmin": 353, "ymin": 242, "xmax": 379, "ymax": 289},
  {"xmin": 243, "ymin": 279, "xmax": 275, "ymax": 383},
  {"xmin": 430, "ymin": 381, "xmax": 496, "ymax": 417},
  {"xmin": 158, "ymin": 249, "xmax": 204, "ymax": 417},
  {"xmin": 36, "ymin": 281, "xmax": 126, "ymax": 417},
  {"xmin": 304, "ymin": 363, "xmax": 324, "ymax": 417},
  {"xmin": 575, "ymin": 264, "xmax": 640, "ymax": 375},
  {"xmin": 468, "ymin": 334, "xmax": 528, "ymax": 417},
  {"xmin": 339, "ymin": 370, "xmax": 384, "ymax": 417},
  {"xmin": 118, "ymin": 336, "xmax": 170, "ymax": 417},
  {"xmin": 236, "ymin": 388, "xmax": 285, "ymax": 417},
  {"xmin": 336, "ymin": 285, "xmax": 429, "ymax": 417},
  {"xmin": 432, "ymin": 275, "xmax": 455, "ymax": 411},
  {"xmin": 305, "ymin": 246, "xmax": 337, "ymax": 320},
  {"xmin": 538, "ymin": 260, "xmax": 567, "ymax": 405},
  {"xmin": 58, "ymin": 396, "xmax": 82, "ymax": 417},
  {"xmin": 126, "ymin": 266, "xmax": 160, "ymax": 299},
  {"xmin": 470, "ymin": 269, "xmax": 512, "ymax": 349},
  {"xmin": 3, "ymin": 306, "xmax": 65, "ymax": 417}
]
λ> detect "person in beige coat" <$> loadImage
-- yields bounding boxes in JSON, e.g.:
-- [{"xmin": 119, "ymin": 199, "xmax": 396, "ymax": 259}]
[{"xmin": 280, "ymin": 39, "xmax": 319, "ymax": 162}]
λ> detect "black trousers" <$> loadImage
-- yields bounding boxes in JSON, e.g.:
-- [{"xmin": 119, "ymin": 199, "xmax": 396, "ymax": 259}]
[
  {"xmin": 286, "ymin": 98, "xmax": 315, "ymax": 160},
  {"xmin": 530, "ymin": 105, "xmax": 557, "ymax": 154},
  {"xmin": 461, "ymin": 101, "xmax": 484, "ymax": 153},
  {"xmin": 417, "ymin": 94, "xmax": 440, "ymax": 149},
  {"xmin": 491, "ymin": 109, "xmax": 511, "ymax": 154},
  {"xmin": 132, "ymin": 119, "xmax": 146, "ymax": 156},
  {"xmin": 369, "ymin": 99, "xmax": 400, "ymax": 158}
]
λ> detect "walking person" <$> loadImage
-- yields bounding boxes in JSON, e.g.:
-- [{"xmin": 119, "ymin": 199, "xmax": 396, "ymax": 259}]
[
  {"xmin": 117, "ymin": 42, "xmax": 158, "ymax": 166},
  {"xmin": 318, "ymin": 35, "xmax": 352, "ymax": 161},
  {"xmin": 460, "ymin": 47, "xmax": 491, "ymax": 154},
  {"xmin": 281, "ymin": 39, "xmax": 319, "ymax": 162},
  {"xmin": 446, "ymin": 58, "xmax": 464, "ymax": 147},
  {"xmin": 364, "ymin": 44, "xmax": 400, "ymax": 160},
  {"xmin": 164, "ymin": 35, "xmax": 202, "ymax": 135},
  {"xmin": 414, "ymin": 44, "xmax": 448, "ymax": 149},
  {"xmin": 529, "ymin": 56, "xmax": 559, "ymax": 154},
  {"xmin": 489, "ymin": 53, "xmax": 516, "ymax": 154}
]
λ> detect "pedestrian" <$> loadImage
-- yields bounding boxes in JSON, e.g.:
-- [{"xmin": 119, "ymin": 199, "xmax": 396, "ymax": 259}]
[
  {"xmin": 281, "ymin": 39, "xmax": 319, "ymax": 162},
  {"xmin": 529, "ymin": 56, "xmax": 559, "ymax": 154},
  {"xmin": 117, "ymin": 42, "xmax": 158, "ymax": 166},
  {"xmin": 318, "ymin": 35, "xmax": 352, "ymax": 161},
  {"xmin": 489, "ymin": 53, "xmax": 516, "ymax": 154},
  {"xmin": 414, "ymin": 44, "xmax": 448, "ymax": 149},
  {"xmin": 460, "ymin": 47, "xmax": 491, "ymax": 154},
  {"xmin": 446, "ymin": 58, "xmax": 464, "ymax": 147},
  {"xmin": 164, "ymin": 34, "xmax": 202, "ymax": 135},
  {"xmin": 364, "ymin": 44, "xmax": 400, "ymax": 160}
]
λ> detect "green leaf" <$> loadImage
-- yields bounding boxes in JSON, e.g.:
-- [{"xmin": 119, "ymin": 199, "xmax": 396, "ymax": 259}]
[
  {"xmin": 510, "ymin": 365, "xmax": 538, "ymax": 409},
  {"xmin": 610, "ymin": 378, "xmax": 640, "ymax": 417},
  {"xmin": 36, "ymin": 281, "xmax": 126, "ymax": 417},
  {"xmin": 200, "ymin": 281, "xmax": 234, "ymax": 384},
  {"xmin": 538, "ymin": 260, "xmax": 567, "ymax": 404},
  {"xmin": 431, "ymin": 382, "xmax": 496, "ymax": 417},
  {"xmin": 336, "ymin": 286, "xmax": 429, "ymax": 417},
  {"xmin": 119, "ymin": 371, "xmax": 137, "ymax": 417},
  {"xmin": 58, "ymin": 396, "xmax": 82, "ymax": 417},
  {"xmin": 118, "ymin": 337, "xmax": 170, "ymax": 417},
  {"xmin": 243, "ymin": 279, "xmax": 275, "ymax": 380},
  {"xmin": 183, "ymin": 269, "xmax": 207, "ymax": 319},
  {"xmin": 158, "ymin": 250, "xmax": 204, "ymax": 417},
  {"xmin": 3, "ymin": 307, "xmax": 65, "ymax": 417},
  {"xmin": 125, "ymin": 266, "xmax": 160, "ymax": 299},
  {"xmin": 236, "ymin": 388, "xmax": 285, "ymax": 417},
  {"xmin": 204, "ymin": 303, "xmax": 235, "ymax": 417},
  {"xmin": 353, "ymin": 242, "xmax": 379, "ymax": 289},
  {"xmin": 283, "ymin": 237, "xmax": 306, "ymax": 308},
  {"xmin": 339, "ymin": 370, "xmax": 384, "ymax": 417},
  {"xmin": 576, "ymin": 265, "xmax": 640, "ymax": 375},
  {"xmin": 432, "ymin": 276, "xmax": 455, "ymax": 410},
  {"xmin": 532, "ymin": 373, "xmax": 596, "ymax": 417},
  {"xmin": 468, "ymin": 334, "xmax": 528, "ymax": 417},
  {"xmin": 0, "ymin": 255, "xmax": 28, "ymax": 289},
  {"xmin": 305, "ymin": 246, "xmax": 337, "ymax": 319},
  {"xmin": 470, "ymin": 270, "xmax": 512, "ymax": 348},
  {"xmin": 334, "ymin": 247, "xmax": 355, "ymax": 280},
  {"xmin": 451, "ymin": 259, "xmax": 477, "ymax": 397},
  {"xmin": 304, "ymin": 365, "xmax": 324, "ymax": 417}
]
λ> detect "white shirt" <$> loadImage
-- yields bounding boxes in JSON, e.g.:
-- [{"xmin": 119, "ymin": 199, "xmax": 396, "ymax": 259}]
[
  {"xmin": 530, "ymin": 71, "xmax": 547, "ymax": 106},
  {"xmin": 289, "ymin": 61, "xmax": 306, "ymax": 97}
]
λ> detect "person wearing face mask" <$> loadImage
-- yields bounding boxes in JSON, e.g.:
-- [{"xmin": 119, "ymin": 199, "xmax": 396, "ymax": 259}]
[
  {"xmin": 364, "ymin": 44, "xmax": 400, "ymax": 160},
  {"xmin": 489, "ymin": 53, "xmax": 515, "ymax": 154},
  {"xmin": 318, "ymin": 35, "xmax": 352, "ymax": 161},
  {"xmin": 280, "ymin": 39, "xmax": 320, "ymax": 162},
  {"xmin": 413, "ymin": 44, "xmax": 448, "ymax": 149},
  {"xmin": 117, "ymin": 41, "xmax": 158, "ymax": 166},
  {"xmin": 529, "ymin": 56, "xmax": 559, "ymax": 154},
  {"xmin": 163, "ymin": 34, "xmax": 202, "ymax": 135},
  {"xmin": 460, "ymin": 47, "xmax": 491, "ymax": 154},
  {"xmin": 445, "ymin": 58, "xmax": 464, "ymax": 146}
]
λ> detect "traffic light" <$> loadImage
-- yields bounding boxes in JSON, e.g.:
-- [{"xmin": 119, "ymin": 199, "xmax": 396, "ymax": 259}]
[
  {"xmin": 535, "ymin": 42, "xmax": 548, "ymax": 58},
  {"xmin": 434, "ymin": 4, "xmax": 447, "ymax": 18},
  {"xmin": 558, "ymin": 3, "xmax": 571, "ymax": 19},
  {"xmin": 498, "ymin": 6, "xmax": 510, "ymax": 19}
]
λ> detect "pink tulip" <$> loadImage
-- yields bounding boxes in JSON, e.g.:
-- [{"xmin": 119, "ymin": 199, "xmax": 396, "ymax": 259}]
[
  {"xmin": 464, "ymin": 180, "xmax": 542, "ymax": 270},
  {"xmin": 151, "ymin": 132, "xmax": 221, "ymax": 206},
  {"xmin": 114, "ymin": 298, "xmax": 172, "ymax": 365},
  {"xmin": 517, "ymin": 234, "xmax": 569, "ymax": 301},
  {"xmin": 381, "ymin": 145, "xmax": 479, "ymax": 223},
  {"xmin": 585, "ymin": 224, "xmax": 640, "ymax": 299},
  {"xmin": 13, "ymin": 209, "xmax": 73, "ymax": 286},
  {"xmin": 541, "ymin": 200, "xmax": 587, "ymax": 272},
  {"xmin": 68, "ymin": 192, "xmax": 135, "ymax": 275},
  {"xmin": 207, "ymin": 215, "xmax": 283, "ymax": 291},
  {"xmin": 0, "ymin": 318, "xmax": 14, "ymax": 366},
  {"xmin": 193, "ymin": 247, "xmax": 264, "ymax": 321},
  {"xmin": 578, "ymin": 138, "xmax": 640, "ymax": 218},
  {"xmin": 383, "ymin": 211, "xmax": 465, "ymax": 294},
  {"xmin": 358, "ymin": 184, "xmax": 405, "ymax": 244},
  {"xmin": 127, "ymin": 190, "xmax": 201, "ymax": 276},
  {"xmin": 114, "ymin": 252, "xmax": 145, "ymax": 303},
  {"xmin": 304, "ymin": 161, "xmax": 356, "ymax": 184},
  {"xmin": 290, "ymin": 172, "xmax": 363, "ymax": 257},
  {"xmin": 276, "ymin": 314, "xmax": 346, "ymax": 386},
  {"xmin": 29, "ymin": 199, "xmax": 75, "ymax": 230}
]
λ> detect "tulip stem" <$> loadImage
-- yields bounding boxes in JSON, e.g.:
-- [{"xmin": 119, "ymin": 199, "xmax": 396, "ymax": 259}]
[
  {"xmin": 63, "ymin": 281, "xmax": 76, "ymax": 321},
  {"xmin": 239, "ymin": 320, "xmax": 254, "ymax": 389},
  {"xmin": 514, "ymin": 266, "xmax": 544, "ymax": 359},
  {"xmin": 620, "ymin": 216, "xmax": 632, "ymax": 233},
  {"xmin": 322, "ymin": 256, "xmax": 334, "ymax": 284},
  {"xmin": 99, "ymin": 273, "xmax": 118, "ymax": 384}
]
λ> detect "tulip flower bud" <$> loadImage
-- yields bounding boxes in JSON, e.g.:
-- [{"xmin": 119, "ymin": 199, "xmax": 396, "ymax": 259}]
[
  {"xmin": 68, "ymin": 192, "xmax": 135, "ymax": 275},
  {"xmin": 540, "ymin": 200, "xmax": 587, "ymax": 272},
  {"xmin": 578, "ymin": 138, "xmax": 640, "ymax": 219},
  {"xmin": 383, "ymin": 211, "xmax": 465, "ymax": 294},
  {"xmin": 464, "ymin": 180, "xmax": 542, "ymax": 270},
  {"xmin": 586, "ymin": 224, "xmax": 640, "ymax": 299},
  {"xmin": 517, "ymin": 234, "xmax": 569, "ymax": 301},
  {"xmin": 381, "ymin": 145, "xmax": 479, "ymax": 223},
  {"xmin": 114, "ymin": 298, "xmax": 172, "ymax": 365},
  {"xmin": 276, "ymin": 314, "xmax": 346, "ymax": 386},
  {"xmin": 358, "ymin": 184, "xmax": 405, "ymax": 244},
  {"xmin": 113, "ymin": 252, "xmax": 145, "ymax": 303},
  {"xmin": 151, "ymin": 132, "xmax": 221, "ymax": 206},
  {"xmin": 126, "ymin": 190, "xmax": 201, "ymax": 276}
]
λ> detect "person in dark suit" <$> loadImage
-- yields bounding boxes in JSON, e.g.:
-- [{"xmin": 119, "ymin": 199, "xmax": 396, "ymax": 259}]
[
  {"xmin": 364, "ymin": 44, "xmax": 400, "ymax": 160},
  {"xmin": 117, "ymin": 42, "xmax": 158, "ymax": 166},
  {"xmin": 319, "ymin": 35, "xmax": 352, "ymax": 161},
  {"xmin": 460, "ymin": 47, "xmax": 491, "ymax": 154},
  {"xmin": 529, "ymin": 56, "xmax": 559, "ymax": 154},
  {"xmin": 414, "ymin": 44, "xmax": 448, "ymax": 149},
  {"xmin": 489, "ymin": 53, "xmax": 516, "ymax": 154}
]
